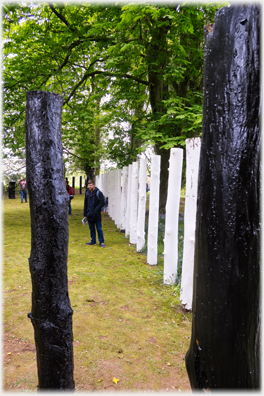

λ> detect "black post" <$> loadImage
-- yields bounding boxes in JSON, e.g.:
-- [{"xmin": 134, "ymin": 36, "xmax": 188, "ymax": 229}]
[
  {"xmin": 80, "ymin": 176, "xmax": 82, "ymax": 194},
  {"xmin": 185, "ymin": 4, "xmax": 260, "ymax": 390},
  {"xmin": 72, "ymin": 176, "xmax": 75, "ymax": 189},
  {"xmin": 26, "ymin": 91, "xmax": 75, "ymax": 390},
  {"xmin": 8, "ymin": 181, "xmax": 16, "ymax": 199}
]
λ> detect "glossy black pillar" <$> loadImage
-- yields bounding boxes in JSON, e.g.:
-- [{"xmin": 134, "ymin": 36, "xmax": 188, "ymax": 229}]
[
  {"xmin": 26, "ymin": 91, "xmax": 75, "ymax": 390},
  {"xmin": 80, "ymin": 176, "xmax": 82, "ymax": 194},
  {"xmin": 185, "ymin": 4, "xmax": 260, "ymax": 390}
]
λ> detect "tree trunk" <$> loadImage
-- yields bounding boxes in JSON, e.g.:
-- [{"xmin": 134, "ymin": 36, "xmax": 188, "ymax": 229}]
[
  {"xmin": 147, "ymin": 19, "xmax": 170, "ymax": 213},
  {"xmin": 85, "ymin": 168, "xmax": 95, "ymax": 189},
  {"xmin": 92, "ymin": 77, "xmax": 101, "ymax": 177},
  {"xmin": 26, "ymin": 91, "xmax": 75, "ymax": 390},
  {"xmin": 155, "ymin": 145, "xmax": 170, "ymax": 213},
  {"xmin": 185, "ymin": 4, "xmax": 260, "ymax": 389}
]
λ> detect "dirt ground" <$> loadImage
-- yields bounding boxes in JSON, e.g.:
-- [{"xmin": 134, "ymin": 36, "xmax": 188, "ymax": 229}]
[{"xmin": 3, "ymin": 322, "xmax": 192, "ymax": 392}]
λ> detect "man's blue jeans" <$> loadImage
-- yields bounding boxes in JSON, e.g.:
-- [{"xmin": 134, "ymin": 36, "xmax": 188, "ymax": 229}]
[
  {"xmin": 88, "ymin": 220, "xmax": 104, "ymax": 244},
  {"xmin": 20, "ymin": 190, "xmax": 27, "ymax": 202}
]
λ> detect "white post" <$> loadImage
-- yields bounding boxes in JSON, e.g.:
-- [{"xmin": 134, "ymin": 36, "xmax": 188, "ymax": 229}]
[
  {"xmin": 115, "ymin": 168, "xmax": 122, "ymax": 229},
  {"xmin": 113, "ymin": 169, "xmax": 118, "ymax": 224},
  {"xmin": 125, "ymin": 164, "xmax": 132, "ymax": 237},
  {"xmin": 108, "ymin": 170, "xmax": 112, "ymax": 218},
  {"xmin": 102, "ymin": 172, "xmax": 106, "ymax": 195},
  {"xmin": 106, "ymin": 171, "xmax": 111, "ymax": 216},
  {"xmin": 180, "ymin": 137, "xmax": 201, "ymax": 310},
  {"xmin": 121, "ymin": 166, "xmax": 128, "ymax": 231},
  {"xmin": 147, "ymin": 155, "xmax": 161, "ymax": 265},
  {"xmin": 102, "ymin": 173, "xmax": 106, "ymax": 195},
  {"xmin": 109, "ymin": 169, "xmax": 115, "ymax": 220},
  {"xmin": 129, "ymin": 161, "xmax": 139, "ymax": 244},
  {"xmin": 98, "ymin": 174, "xmax": 102, "ymax": 191},
  {"xmin": 106, "ymin": 171, "xmax": 110, "ymax": 211},
  {"xmin": 100, "ymin": 173, "xmax": 104, "ymax": 193},
  {"xmin": 137, "ymin": 158, "xmax": 147, "ymax": 252},
  {"xmin": 163, "ymin": 148, "xmax": 183, "ymax": 285}
]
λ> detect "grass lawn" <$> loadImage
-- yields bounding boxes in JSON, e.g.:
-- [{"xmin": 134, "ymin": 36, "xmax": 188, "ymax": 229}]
[{"xmin": 2, "ymin": 192, "xmax": 192, "ymax": 392}]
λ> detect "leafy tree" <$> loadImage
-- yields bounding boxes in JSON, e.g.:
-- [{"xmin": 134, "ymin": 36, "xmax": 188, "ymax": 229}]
[{"xmin": 3, "ymin": 2, "xmax": 223, "ymax": 209}]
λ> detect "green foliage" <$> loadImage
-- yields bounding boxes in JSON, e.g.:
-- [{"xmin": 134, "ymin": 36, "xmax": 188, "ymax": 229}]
[{"xmin": 3, "ymin": 2, "xmax": 222, "ymax": 170}]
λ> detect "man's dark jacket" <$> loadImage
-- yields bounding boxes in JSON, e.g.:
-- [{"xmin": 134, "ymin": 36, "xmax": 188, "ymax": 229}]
[{"xmin": 83, "ymin": 187, "xmax": 105, "ymax": 222}]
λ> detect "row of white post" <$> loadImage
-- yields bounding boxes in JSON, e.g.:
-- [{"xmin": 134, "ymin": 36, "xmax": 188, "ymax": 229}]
[{"xmin": 96, "ymin": 137, "xmax": 201, "ymax": 311}]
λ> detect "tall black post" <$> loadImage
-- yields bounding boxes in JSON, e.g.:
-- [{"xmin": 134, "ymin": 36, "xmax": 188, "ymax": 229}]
[
  {"xmin": 185, "ymin": 4, "xmax": 260, "ymax": 390},
  {"xmin": 80, "ymin": 176, "xmax": 82, "ymax": 194},
  {"xmin": 8, "ymin": 181, "xmax": 16, "ymax": 199},
  {"xmin": 72, "ymin": 176, "xmax": 75, "ymax": 189},
  {"xmin": 26, "ymin": 91, "xmax": 75, "ymax": 390}
]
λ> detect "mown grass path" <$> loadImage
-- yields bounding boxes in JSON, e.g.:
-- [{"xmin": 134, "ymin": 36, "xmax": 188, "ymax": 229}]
[{"xmin": 2, "ymin": 193, "xmax": 192, "ymax": 392}]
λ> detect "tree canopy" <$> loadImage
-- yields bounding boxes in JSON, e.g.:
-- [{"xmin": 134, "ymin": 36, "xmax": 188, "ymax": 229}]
[{"xmin": 3, "ymin": 1, "xmax": 224, "ymax": 208}]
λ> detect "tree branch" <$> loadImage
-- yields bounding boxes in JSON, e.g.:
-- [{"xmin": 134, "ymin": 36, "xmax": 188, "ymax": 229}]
[
  {"xmin": 48, "ymin": 3, "xmax": 76, "ymax": 32},
  {"xmin": 62, "ymin": 147, "xmax": 85, "ymax": 161},
  {"xmin": 39, "ymin": 39, "xmax": 85, "ymax": 88},
  {"xmin": 64, "ymin": 71, "xmax": 149, "ymax": 106}
]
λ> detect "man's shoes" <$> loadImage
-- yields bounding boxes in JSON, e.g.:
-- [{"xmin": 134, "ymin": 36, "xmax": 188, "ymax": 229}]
[
  {"xmin": 85, "ymin": 241, "xmax": 96, "ymax": 245},
  {"xmin": 100, "ymin": 243, "xmax": 106, "ymax": 247}
]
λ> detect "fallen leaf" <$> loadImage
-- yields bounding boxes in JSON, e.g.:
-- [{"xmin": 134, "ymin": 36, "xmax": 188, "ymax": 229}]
[
  {"xmin": 7, "ymin": 352, "xmax": 12, "ymax": 355},
  {"xmin": 167, "ymin": 362, "xmax": 171, "ymax": 366},
  {"xmin": 98, "ymin": 379, "xmax": 102, "ymax": 382},
  {"xmin": 112, "ymin": 378, "xmax": 119, "ymax": 384}
]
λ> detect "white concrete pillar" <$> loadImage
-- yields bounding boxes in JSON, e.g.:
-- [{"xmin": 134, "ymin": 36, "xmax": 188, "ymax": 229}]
[
  {"xmin": 102, "ymin": 172, "xmax": 105, "ymax": 194},
  {"xmin": 125, "ymin": 164, "xmax": 132, "ymax": 237},
  {"xmin": 180, "ymin": 137, "xmax": 201, "ymax": 310},
  {"xmin": 129, "ymin": 161, "xmax": 139, "ymax": 244},
  {"xmin": 107, "ymin": 170, "xmax": 112, "ymax": 218},
  {"xmin": 121, "ymin": 166, "xmax": 128, "ymax": 231},
  {"xmin": 115, "ymin": 168, "xmax": 122, "ymax": 229},
  {"xmin": 163, "ymin": 148, "xmax": 183, "ymax": 284},
  {"xmin": 109, "ymin": 169, "xmax": 115, "ymax": 220},
  {"xmin": 105, "ymin": 171, "xmax": 110, "ymax": 206},
  {"xmin": 137, "ymin": 158, "xmax": 147, "ymax": 252},
  {"xmin": 104, "ymin": 172, "xmax": 109, "ymax": 212},
  {"xmin": 103, "ymin": 173, "xmax": 106, "ymax": 195},
  {"xmin": 147, "ymin": 155, "xmax": 161, "ymax": 265},
  {"xmin": 113, "ymin": 169, "xmax": 118, "ymax": 223}
]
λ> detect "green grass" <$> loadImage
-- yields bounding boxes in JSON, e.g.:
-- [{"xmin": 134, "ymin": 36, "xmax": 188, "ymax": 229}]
[{"xmin": 2, "ymin": 192, "xmax": 191, "ymax": 392}]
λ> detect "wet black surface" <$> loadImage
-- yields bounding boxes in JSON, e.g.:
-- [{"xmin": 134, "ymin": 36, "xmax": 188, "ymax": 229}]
[
  {"xmin": 185, "ymin": 4, "xmax": 260, "ymax": 389},
  {"xmin": 26, "ymin": 91, "xmax": 75, "ymax": 390}
]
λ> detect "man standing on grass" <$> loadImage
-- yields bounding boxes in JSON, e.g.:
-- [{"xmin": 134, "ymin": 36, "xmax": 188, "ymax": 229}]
[
  {"xmin": 83, "ymin": 180, "xmax": 106, "ymax": 247},
  {"xmin": 20, "ymin": 178, "xmax": 28, "ymax": 203}
]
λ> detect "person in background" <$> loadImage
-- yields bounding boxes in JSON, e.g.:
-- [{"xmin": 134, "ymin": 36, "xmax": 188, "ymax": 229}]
[
  {"xmin": 20, "ymin": 178, "xmax": 28, "ymax": 203},
  {"xmin": 83, "ymin": 180, "xmax": 106, "ymax": 247}
]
